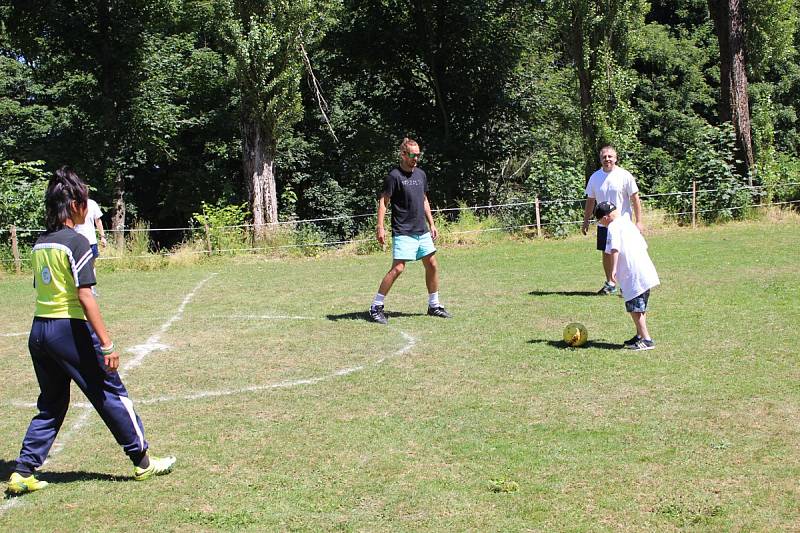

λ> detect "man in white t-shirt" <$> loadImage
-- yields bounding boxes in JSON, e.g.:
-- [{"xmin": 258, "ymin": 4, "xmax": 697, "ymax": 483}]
[
  {"xmin": 581, "ymin": 146, "xmax": 644, "ymax": 295},
  {"xmin": 74, "ymin": 198, "xmax": 107, "ymax": 256},
  {"xmin": 74, "ymin": 198, "xmax": 107, "ymax": 295},
  {"xmin": 595, "ymin": 201, "xmax": 660, "ymax": 351}
]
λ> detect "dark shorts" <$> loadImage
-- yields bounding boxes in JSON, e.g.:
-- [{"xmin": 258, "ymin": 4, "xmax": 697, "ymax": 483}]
[
  {"xmin": 90, "ymin": 244, "xmax": 99, "ymax": 258},
  {"xmin": 596, "ymin": 226, "xmax": 608, "ymax": 251},
  {"xmin": 625, "ymin": 289, "xmax": 651, "ymax": 313}
]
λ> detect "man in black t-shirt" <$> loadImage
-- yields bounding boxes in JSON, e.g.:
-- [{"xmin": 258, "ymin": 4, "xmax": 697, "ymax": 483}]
[{"xmin": 368, "ymin": 138, "xmax": 451, "ymax": 324}]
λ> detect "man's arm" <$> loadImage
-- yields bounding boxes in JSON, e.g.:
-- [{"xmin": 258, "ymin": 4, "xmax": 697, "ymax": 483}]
[
  {"xmin": 376, "ymin": 194, "xmax": 389, "ymax": 245},
  {"xmin": 631, "ymin": 192, "xmax": 644, "ymax": 233},
  {"xmin": 95, "ymin": 217, "xmax": 107, "ymax": 247},
  {"xmin": 582, "ymin": 197, "xmax": 596, "ymax": 235},
  {"xmin": 423, "ymin": 194, "xmax": 437, "ymax": 240}
]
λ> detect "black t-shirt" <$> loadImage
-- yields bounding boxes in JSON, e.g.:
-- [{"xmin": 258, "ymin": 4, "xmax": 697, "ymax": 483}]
[{"xmin": 381, "ymin": 166, "xmax": 429, "ymax": 236}]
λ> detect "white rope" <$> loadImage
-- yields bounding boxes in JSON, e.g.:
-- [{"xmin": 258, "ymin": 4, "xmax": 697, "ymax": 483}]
[
  {"xmin": 2, "ymin": 194, "xmax": 798, "ymax": 263},
  {"xmin": 3, "ymin": 181, "xmax": 797, "ymax": 235}
]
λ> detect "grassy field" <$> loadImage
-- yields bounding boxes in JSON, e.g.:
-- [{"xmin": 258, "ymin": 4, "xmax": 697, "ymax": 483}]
[{"xmin": 0, "ymin": 219, "xmax": 798, "ymax": 532}]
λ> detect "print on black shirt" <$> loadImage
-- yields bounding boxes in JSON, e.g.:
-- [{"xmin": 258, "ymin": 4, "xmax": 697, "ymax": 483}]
[{"xmin": 381, "ymin": 166, "xmax": 429, "ymax": 236}]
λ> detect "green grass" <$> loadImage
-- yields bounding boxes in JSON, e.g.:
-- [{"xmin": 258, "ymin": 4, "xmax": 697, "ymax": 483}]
[{"xmin": 0, "ymin": 219, "xmax": 798, "ymax": 532}]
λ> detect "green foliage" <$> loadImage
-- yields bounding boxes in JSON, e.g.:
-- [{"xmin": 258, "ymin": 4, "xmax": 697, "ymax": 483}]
[
  {"xmin": 745, "ymin": 0, "xmax": 797, "ymax": 80},
  {"xmin": 514, "ymin": 163, "xmax": 585, "ymax": 238},
  {"xmin": 192, "ymin": 200, "xmax": 251, "ymax": 254},
  {"xmin": 2, "ymin": 0, "xmax": 800, "ymax": 241},
  {"xmin": 658, "ymin": 123, "xmax": 753, "ymax": 222},
  {"xmin": 434, "ymin": 203, "xmax": 503, "ymax": 246},
  {"xmin": 0, "ymin": 159, "xmax": 47, "ymax": 239}
]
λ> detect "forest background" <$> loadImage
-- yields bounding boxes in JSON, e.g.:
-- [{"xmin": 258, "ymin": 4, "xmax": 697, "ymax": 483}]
[{"xmin": 1, "ymin": 0, "xmax": 799, "ymax": 254}]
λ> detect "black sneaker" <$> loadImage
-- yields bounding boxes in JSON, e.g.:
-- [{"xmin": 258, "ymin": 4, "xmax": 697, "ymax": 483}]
[
  {"xmin": 622, "ymin": 335, "xmax": 641, "ymax": 347},
  {"xmin": 427, "ymin": 305, "xmax": 452, "ymax": 318},
  {"xmin": 597, "ymin": 282, "xmax": 618, "ymax": 295},
  {"xmin": 369, "ymin": 305, "xmax": 388, "ymax": 324},
  {"xmin": 626, "ymin": 339, "xmax": 655, "ymax": 351}
]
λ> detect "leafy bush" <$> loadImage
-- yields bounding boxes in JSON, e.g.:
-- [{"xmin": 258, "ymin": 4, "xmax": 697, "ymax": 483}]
[
  {"xmin": 657, "ymin": 123, "xmax": 753, "ymax": 223},
  {"xmin": 434, "ymin": 203, "xmax": 503, "ymax": 245},
  {"xmin": 0, "ymin": 160, "xmax": 48, "ymax": 243},
  {"xmin": 504, "ymin": 162, "xmax": 584, "ymax": 238},
  {"xmin": 752, "ymin": 150, "xmax": 800, "ymax": 206},
  {"xmin": 192, "ymin": 200, "xmax": 251, "ymax": 254}
]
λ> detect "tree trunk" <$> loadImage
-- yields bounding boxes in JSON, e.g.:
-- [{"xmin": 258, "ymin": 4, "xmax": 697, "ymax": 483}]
[
  {"xmin": 97, "ymin": 0, "xmax": 127, "ymax": 247},
  {"xmin": 242, "ymin": 118, "xmax": 278, "ymax": 238},
  {"xmin": 708, "ymin": 0, "xmax": 755, "ymax": 181},
  {"xmin": 111, "ymin": 170, "xmax": 126, "ymax": 248},
  {"xmin": 570, "ymin": 6, "xmax": 598, "ymax": 180},
  {"xmin": 414, "ymin": 0, "xmax": 450, "ymax": 142}
]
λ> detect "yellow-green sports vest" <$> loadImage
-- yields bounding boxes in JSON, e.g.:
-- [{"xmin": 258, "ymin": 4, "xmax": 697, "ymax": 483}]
[{"xmin": 32, "ymin": 228, "xmax": 96, "ymax": 319}]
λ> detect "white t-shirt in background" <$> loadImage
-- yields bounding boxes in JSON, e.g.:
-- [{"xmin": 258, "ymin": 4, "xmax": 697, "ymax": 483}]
[
  {"xmin": 74, "ymin": 199, "xmax": 103, "ymax": 245},
  {"xmin": 605, "ymin": 213, "xmax": 659, "ymax": 301},
  {"xmin": 585, "ymin": 166, "xmax": 639, "ymax": 225}
]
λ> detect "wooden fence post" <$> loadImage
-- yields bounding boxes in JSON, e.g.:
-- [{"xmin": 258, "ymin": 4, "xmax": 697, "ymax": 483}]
[
  {"xmin": 692, "ymin": 180, "xmax": 697, "ymax": 229},
  {"xmin": 534, "ymin": 197, "xmax": 542, "ymax": 238},
  {"xmin": 203, "ymin": 221, "xmax": 213, "ymax": 255},
  {"xmin": 10, "ymin": 225, "xmax": 21, "ymax": 274}
]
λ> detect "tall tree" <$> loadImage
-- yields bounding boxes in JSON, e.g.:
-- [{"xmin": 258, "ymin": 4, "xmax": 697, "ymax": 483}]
[
  {"xmin": 2, "ymin": 1, "xmax": 177, "ymax": 244},
  {"xmin": 707, "ymin": 0, "xmax": 754, "ymax": 178},
  {"xmin": 217, "ymin": 0, "xmax": 339, "ymax": 235},
  {"xmin": 548, "ymin": 0, "xmax": 649, "ymax": 178}
]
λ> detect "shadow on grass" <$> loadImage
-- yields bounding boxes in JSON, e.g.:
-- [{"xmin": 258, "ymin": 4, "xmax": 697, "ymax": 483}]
[
  {"xmin": 528, "ymin": 339, "xmax": 622, "ymax": 350},
  {"xmin": 529, "ymin": 290, "xmax": 598, "ymax": 297},
  {"xmin": 1, "ymin": 459, "xmax": 15, "ymax": 479},
  {"xmin": 326, "ymin": 311, "xmax": 426, "ymax": 322},
  {"xmin": 2, "ymin": 458, "xmax": 126, "ymax": 498}
]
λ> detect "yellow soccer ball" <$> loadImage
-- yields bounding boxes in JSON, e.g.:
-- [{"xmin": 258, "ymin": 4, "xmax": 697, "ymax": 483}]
[{"xmin": 563, "ymin": 322, "xmax": 588, "ymax": 347}]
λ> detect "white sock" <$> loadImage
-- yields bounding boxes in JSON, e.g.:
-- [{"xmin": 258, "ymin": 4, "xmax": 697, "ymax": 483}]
[
  {"xmin": 428, "ymin": 292, "xmax": 440, "ymax": 308},
  {"xmin": 372, "ymin": 293, "xmax": 385, "ymax": 308}
]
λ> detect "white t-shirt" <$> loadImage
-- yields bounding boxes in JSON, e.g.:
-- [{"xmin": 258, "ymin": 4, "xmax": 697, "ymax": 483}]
[
  {"xmin": 74, "ymin": 199, "xmax": 103, "ymax": 245},
  {"xmin": 585, "ymin": 166, "xmax": 639, "ymax": 226},
  {"xmin": 605, "ymin": 214, "xmax": 659, "ymax": 301}
]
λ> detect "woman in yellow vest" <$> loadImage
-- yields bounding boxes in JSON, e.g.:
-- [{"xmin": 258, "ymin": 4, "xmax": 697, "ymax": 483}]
[{"xmin": 7, "ymin": 167, "xmax": 175, "ymax": 494}]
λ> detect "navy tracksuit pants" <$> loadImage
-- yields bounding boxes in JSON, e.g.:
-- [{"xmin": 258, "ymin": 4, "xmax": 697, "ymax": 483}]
[{"xmin": 16, "ymin": 317, "xmax": 148, "ymax": 474}]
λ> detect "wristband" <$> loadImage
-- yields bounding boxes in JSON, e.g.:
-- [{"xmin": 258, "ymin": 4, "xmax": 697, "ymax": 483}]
[{"xmin": 101, "ymin": 342, "xmax": 115, "ymax": 355}]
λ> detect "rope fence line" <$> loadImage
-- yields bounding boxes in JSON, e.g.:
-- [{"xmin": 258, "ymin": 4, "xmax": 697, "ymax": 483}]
[
  {"xmin": 3, "ymin": 196, "xmax": 798, "ymax": 265},
  {"xmin": 2, "ymin": 181, "xmax": 798, "ymax": 235}
]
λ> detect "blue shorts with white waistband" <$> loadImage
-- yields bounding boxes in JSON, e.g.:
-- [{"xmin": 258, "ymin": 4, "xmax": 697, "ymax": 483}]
[{"xmin": 392, "ymin": 232, "xmax": 436, "ymax": 261}]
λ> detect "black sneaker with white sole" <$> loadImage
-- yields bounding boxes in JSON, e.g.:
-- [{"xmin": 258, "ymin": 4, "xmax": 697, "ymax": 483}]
[
  {"xmin": 427, "ymin": 305, "xmax": 452, "ymax": 318},
  {"xmin": 369, "ymin": 305, "xmax": 388, "ymax": 324},
  {"xmin": 626, "ymin": 339, "xmax": 655, "ymax": 351},
  {"xmin": 622, "ymin": 335, "xmax": 641, "ymax": 347}
]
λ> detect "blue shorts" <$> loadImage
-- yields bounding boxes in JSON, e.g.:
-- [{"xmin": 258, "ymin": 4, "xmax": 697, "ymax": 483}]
[
  {"xmin": 392, "ymin": 233, "xmax": 436, "ymax": 261},
  {"xmin": 596, "ymin": 226, "xmax": 608, "ymax": 251},
  {"xmin": 625, "ymin": 289, "xmax": 651, "ymax": 313},
  {"xmin": 90, "ymin": 244, "xmax": 99, "ymax": 258}
]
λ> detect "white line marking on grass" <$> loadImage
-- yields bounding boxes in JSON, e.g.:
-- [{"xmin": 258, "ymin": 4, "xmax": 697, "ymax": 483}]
[
  {"xmin": 0, "ymin": 498, "xmax": 21, "ymax": 511},
  {"xmin": 113, "ymin": 329, "xmax": 417, "ymax": 406},
  {"xmin": 1, "ymin": 332, "xmax": 27, "ymax": 337},
  {"xmin": 122, "ymin": 274, "xmax": 217, "ymax": 375},
  {"xmin": 0, "ymin": 273, "xmax": 217, "ymax": 515},
  {"xmin": 7, "ymin": 328, "xmax": 417, "ymax": 411}
]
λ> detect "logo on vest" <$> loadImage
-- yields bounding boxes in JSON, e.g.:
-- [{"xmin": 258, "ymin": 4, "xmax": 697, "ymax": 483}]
[{"xmin": 41, "ymin": 266, "xmax": 52, "ymax": 285}]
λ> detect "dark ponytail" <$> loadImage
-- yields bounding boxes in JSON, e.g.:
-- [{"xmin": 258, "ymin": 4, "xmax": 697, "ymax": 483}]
[{"xmin": 45, "ymin": 166, "xmax": 88, "ymax": 232}]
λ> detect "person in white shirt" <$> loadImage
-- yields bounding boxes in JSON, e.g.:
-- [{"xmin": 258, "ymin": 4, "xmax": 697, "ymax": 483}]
[
  {"xmin": 74, "ymin": 197, "xmax": 106, "ymax": 295},
  {"xmin": 74, "ymin": 198, "xmax": 107, "ymax": 256},
  {"xmin": 581, "ymin": 146, "xmax": 644, "ymax": 295},
  {"xmin": 595, "ymin": 201, "xmax": 660, "ymax": 351}
]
